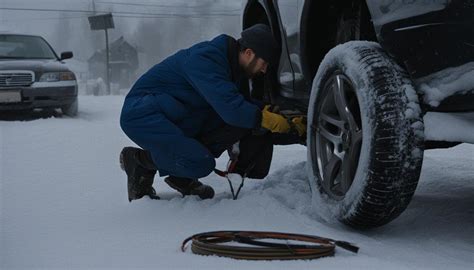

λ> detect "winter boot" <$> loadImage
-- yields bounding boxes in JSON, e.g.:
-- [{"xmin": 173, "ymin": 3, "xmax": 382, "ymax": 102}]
[
  {"xmin": 164, "ymin": 176, "xmax": 215, "ymax": 200},
  {"xmin": 120, "ymin": 147, "xmax": 160, "ymax": 201}
]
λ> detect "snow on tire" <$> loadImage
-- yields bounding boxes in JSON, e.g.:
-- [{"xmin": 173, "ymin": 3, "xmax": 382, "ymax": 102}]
[
  {"xmin": 306, "ymin": 41, "xmax": 424, "ymax": 228},
  {"xmin": 61, "ymin": 98, "xmax": 78, "ymax": 117}
]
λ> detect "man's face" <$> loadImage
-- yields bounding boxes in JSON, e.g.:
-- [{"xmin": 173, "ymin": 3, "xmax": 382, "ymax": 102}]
[{"xmin": 240, "ymin": 49, "xmax": 268, "ymax": 79}]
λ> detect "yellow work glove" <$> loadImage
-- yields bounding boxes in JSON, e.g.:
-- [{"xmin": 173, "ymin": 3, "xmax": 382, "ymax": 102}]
[
  {"xmin": 261, "ymin": 105, "xmax": 291, "ymax": 134},
  {"xmin": 290, "ymin": 116, "xmax": 307, "ymax": 137}
]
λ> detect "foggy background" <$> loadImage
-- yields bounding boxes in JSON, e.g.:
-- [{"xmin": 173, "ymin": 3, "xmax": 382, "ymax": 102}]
[{"xmin": 0, "ymin": 0, "xmax": 242, "ymax": 93}]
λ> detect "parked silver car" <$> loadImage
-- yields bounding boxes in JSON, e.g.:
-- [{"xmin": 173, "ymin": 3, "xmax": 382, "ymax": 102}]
[{"xmin": 0, "ymin": 33, "xmax": 78, "ymax": 116}]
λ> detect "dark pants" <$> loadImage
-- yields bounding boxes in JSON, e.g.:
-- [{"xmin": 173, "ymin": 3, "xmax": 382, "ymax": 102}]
[
  {"xmin": 199, "ymin": 125, "xmax": 273, "ymax": 179},
  {"xmin": 121, "ymin": 94, "xmax": 302, "ymax": 180},
  {"xmin": 121, "ymin": 106, "xmax": 273, "ymax": 179}
]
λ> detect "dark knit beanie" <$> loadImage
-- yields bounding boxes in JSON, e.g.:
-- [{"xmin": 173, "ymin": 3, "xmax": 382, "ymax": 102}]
[{"xmin": 238, "ymin": 24, "xmax": 278, "ymax": 66}]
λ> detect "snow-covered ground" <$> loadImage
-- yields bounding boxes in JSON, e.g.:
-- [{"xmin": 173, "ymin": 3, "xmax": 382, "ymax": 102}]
[
  {"xmin": 424, "ymin": 112, "xmax": 474, "ymax": 144},
  {"xmin": 1, "ymin": 96, "xmax": 473, "ymax": 269}
]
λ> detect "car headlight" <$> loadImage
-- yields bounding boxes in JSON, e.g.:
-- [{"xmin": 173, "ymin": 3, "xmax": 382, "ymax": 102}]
[{"xmin": 39, "ymin": 72, "xmax": 76, "ymax": 82}]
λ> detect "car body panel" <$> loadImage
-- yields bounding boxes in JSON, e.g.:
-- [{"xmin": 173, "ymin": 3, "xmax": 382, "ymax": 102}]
[
  {"xmin": 273, "ymin": 0, "xmax": 306, "ymax": 99},
  {"xmin": 366, "ymin": 0, "xmax": 474, "ymax": 78},
  {"xmin": 0, "ymin": 84, "xmax": 77, "ymax": 110},
  {"xmin": 0, "ymin": 59, "xmax": 72, "ymax": 81},
  {"xmin": 366, "ymin": 0, "xmax": 450, "ymax": 34}
]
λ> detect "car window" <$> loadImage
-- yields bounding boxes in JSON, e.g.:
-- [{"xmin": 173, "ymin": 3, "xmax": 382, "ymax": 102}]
[{"xmin": 0, "ymin": 35, "xmax": 57, "ymax": 59}]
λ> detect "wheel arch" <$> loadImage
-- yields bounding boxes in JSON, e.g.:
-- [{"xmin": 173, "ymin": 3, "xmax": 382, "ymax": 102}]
[
  {"xmin": 242, "ymin": 0, "xmax": 282, "ymax": 103},
  {"xmin": 300, "ymin": 0, "xmax": 377, "ymax": 83},
  {"xmin": 242, "ymin": 0, "xmax": 282, "ymax": 46}
]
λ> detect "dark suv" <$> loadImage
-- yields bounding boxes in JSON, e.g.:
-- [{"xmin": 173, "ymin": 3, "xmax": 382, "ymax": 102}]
[
  {"xmin": 242, "ymin": 0, "xmax": 474, "ymax": 228},
  {"xmin": 0, "ymin": 33, "xmax": 78, "ymax": 116}
]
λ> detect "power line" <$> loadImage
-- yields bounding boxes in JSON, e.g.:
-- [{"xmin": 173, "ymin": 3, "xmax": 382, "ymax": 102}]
[
  {"xmin": 95, "ymin": 0, "xmax": 239, "ymax": 10},
  {"xmin": 0, "ymin": 7, "xmax": 239, "ymax": 17},
  {"xmin": 1, "ymin": 15, "xmax": 90, "ymax": 22},
  {"xmin": 1, "ymin": 14, "xmax": 239, "ymax": 23},
  {"xmin": 0, "ymin": 7, "xmax": 93, "ymax": 14},
  {"xmin": 114, "ymin": 14, "xmax": 239, "ymax": 19}
]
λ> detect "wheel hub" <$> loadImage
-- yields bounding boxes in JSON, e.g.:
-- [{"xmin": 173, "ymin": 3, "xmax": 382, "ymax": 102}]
[
  {"xmin": 311, "ymin": 71, "xmax": 363, "ymax": 200},
  {"xmin": 342, "ymin": 131, "xmax": 351, "ymax": 151}
]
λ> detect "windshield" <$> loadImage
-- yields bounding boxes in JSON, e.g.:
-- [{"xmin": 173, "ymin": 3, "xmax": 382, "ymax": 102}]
[{"xmin": 0, "ymin": 35, "xmax": 57, "ymax": 59}]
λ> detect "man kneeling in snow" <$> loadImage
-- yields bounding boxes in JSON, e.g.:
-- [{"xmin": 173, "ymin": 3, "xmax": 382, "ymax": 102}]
[{"xmin": 119, "ymin": 24, "xmax": 305, "ymax": 201}]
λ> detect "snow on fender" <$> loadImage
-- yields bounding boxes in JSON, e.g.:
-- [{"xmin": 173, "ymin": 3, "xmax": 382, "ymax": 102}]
[{"xmin": 306, "ymin": 41, "xmax": 425, "ymax": 228}]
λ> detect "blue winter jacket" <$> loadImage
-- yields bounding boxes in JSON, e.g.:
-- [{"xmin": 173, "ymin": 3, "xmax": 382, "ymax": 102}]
[{"xmin": 122, "ymin": 34, "xmax": 261, "ymax": 138}]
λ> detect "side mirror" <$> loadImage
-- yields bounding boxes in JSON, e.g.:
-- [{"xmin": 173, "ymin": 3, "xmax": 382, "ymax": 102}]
[{"xmin": 60, "ymin": 51, "xmax": 73, "ymax": 60}]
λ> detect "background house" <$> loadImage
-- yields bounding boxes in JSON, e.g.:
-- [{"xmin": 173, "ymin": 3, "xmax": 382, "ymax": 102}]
[{"xmin": 88, "ymin": 36, "xmax": 138, "ymax": 91}]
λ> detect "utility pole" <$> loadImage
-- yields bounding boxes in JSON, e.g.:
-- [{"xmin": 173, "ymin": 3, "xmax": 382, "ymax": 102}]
[
  {"xmin": 104, "ymin": 28, "xmax": 110, "ymax": 95},
  {"xmin": 88, "ymin": 13, "xmax": 114, "ymax": 95},
  {"xmin": 92, "ymin": 0, "xmax": 96, "ymax": 15}
]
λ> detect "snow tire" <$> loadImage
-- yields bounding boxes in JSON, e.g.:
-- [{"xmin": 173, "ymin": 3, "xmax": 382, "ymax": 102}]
[
  {"xmin": 307, "ymin": 41, "xmax": 424, "ymax": 228},
  {"xmin": 61, "ymin": 98, "xmax": 78, "ymax": 117}
]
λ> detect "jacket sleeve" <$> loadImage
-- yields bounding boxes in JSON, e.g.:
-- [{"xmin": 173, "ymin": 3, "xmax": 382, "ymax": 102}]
[{"xmin": 182, "ymin": 48, "xmax": 261, "ymax": 129}]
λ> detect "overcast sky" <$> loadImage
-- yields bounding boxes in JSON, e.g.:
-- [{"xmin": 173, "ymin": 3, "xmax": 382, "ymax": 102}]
[{"xmin": 0, "ymin": 0, "xmax": 242, "ymax": 71}]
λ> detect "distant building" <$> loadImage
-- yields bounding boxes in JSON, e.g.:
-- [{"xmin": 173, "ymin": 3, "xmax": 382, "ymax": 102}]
[{"xmin": 88, "ymin": 36, "xmax": 138, "ymax": 89}]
